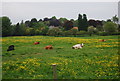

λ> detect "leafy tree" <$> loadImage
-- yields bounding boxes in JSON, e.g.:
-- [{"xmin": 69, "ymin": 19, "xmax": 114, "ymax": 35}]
[
  {"xmin": 112, "ymin": 15, "xmax": 119, "ymax": 24},
  {"xmin": 103, "ymin": 22, "xmax": 117, "ymax": 34},
  {"xmin": 88, "ymin": 19, "xmax": 103, "ymax": 27},
  {"xmin": 47, "ymin": 27, "xmax": 62, "ymax": 36},
  {"xmin": 49, "ymin": 19, "xmax": 61, "ymax": 27},
  {"xmin": 19, "ymin": 20, "xmax": 27, "ymax": 35},
  {"xmin": 2, "ymin": 16, "xmax": 12, "ymax": 36},
  {"xmin": 70, "ymin": 28, "xmax": 78, "ymax": 36},
  {"xmin": 107, "ymin": 19, "xmax": 112, "ymax": 22},
  {"xmin": 31, "ymin": 18, "xmax": 37, "ymax": 22},
  {"xmin": 38, "ymin": 19, "xmax": 42, "ymax": 22},
  {"xmin": 25, "ymin": 28, "xmax": 35, "ymax": 36},
  {"xmin": 35, "ymin": 29, "xmax": 40, "ymax": 35},
  {"xmin": 14, "ymin": 23, "xmax": 21, "ymax": 36},
  {"xmin": 51, "ymin": 16, "xmax": 57, "ymax": 20},
  {"xmin": 87, "ymin": 26, "xmax": 95, "ymax": 36},
  {"xmin": 63, "ymin": 20, "xmax": 73, "ymax": 30},
  {"xmin": 25, "ymin": 20, "xmax": 30, "ymax": 27},
  {"xmin": 40, "ymin": 26, "xmax": 49, "ymax": 35},
  {"xmin": 59, "ymin": 17, "xmax": 68, "ymax": 26},
  {"xmin": 73, "ymin": 20, "xmax": 78, "ymax": 27},
  {"xmin": 29, "ymin": 18, "xmax": 38, "ymax": 27},
  {"xmin": 43, "ymin": 17, "xmax": 49, "ymax": 21}
]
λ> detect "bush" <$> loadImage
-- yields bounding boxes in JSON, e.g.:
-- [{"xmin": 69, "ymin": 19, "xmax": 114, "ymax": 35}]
[
  {"xmin": 87, "ymin": 26, "xmax": 95, "ymax": 36},
  {"xmin": 111, "ymin": 32, "xmax": 120, "ymax": 35},
  {"xmin": 76, "ymin": 30, "xmax": 87, "ymax": 35},
  {"xmin": 103, "ymin": 22, "xmax": 117, "ymax": 34},
  {"xmin": 98, "ymin": 31, "xmax": 109, "ymax": 36}
]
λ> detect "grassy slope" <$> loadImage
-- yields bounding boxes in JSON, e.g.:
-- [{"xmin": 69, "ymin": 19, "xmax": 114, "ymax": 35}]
[{"xmin": 1, "ymin": 35, "xmax": 119, "ymax": 79}]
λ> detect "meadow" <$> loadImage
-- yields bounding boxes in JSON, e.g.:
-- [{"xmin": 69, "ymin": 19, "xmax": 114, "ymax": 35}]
[{"xmin": 1, "ymin": 35, "xmax": 119, "ymax": 79}]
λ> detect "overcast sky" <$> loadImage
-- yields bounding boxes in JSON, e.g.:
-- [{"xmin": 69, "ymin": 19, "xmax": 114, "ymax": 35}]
[{"xmin": 2, "ymin": 2, "xmax": 118, "ymax": 24}]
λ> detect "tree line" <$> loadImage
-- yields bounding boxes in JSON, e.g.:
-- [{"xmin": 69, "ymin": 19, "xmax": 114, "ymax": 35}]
[{"xmin": 1, "ymin": 14, "xmax": 120, "ymax": 37}]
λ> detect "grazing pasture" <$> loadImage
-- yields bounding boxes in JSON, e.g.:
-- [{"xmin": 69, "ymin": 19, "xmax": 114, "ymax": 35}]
[{"xmin": 1, "ymin": 35, "xmax": 119, "ymax": 79}]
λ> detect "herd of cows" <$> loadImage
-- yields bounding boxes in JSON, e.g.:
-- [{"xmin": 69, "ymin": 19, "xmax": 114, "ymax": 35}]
[{"xmin": 6, "ymin": 39, "xmax": 106, "ymax": 52}]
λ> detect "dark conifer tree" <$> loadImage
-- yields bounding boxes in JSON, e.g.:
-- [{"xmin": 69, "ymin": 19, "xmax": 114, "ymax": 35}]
[{"xmin": 78, "ymin": 14, "xmax": 83, "ymax": 31}]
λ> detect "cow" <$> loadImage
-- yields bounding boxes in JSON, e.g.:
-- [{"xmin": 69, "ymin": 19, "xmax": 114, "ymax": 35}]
[
  {"xmin": 72, "ymin": 43, "xmax": 84, "ymax": 49},
  {"xmin": 34, "ymin": 42, "xmax": 40, "ymax": 45},
  {"xmin": 99, "ymin": 39, "xmax": 106, "ymax": 42},
  {"xmin": 7, "ymin": 45, "xmax": 15, "ymax": 51},
  {"xmin": 45, "ymin": 45, "xmax": 53, "ymax": 50}
]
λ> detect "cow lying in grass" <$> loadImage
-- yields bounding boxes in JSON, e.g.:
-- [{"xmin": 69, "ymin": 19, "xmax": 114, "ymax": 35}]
[
  {"xmin": 72, "ymin": 43, "xmax": 84, "ymax": 49},
  {"xmin": 7, "ymin": 45, "xmax": 15, "ymax": 51},
  {"xmin": 34, "ymin": 42, "xmax": 40, "ymax": 45},
  {"xmin": 99, "ymin": 39, "xmax": 106, "ymax": 42},
  {"xmin": 45, "ymin": 45, "xmax": 53, "ymax": 50}
]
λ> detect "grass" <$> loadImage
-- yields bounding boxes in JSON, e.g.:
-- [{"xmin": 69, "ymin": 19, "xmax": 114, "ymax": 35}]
[{"xmin": 1, "ymin": 35, "xmax": 119, "ymax": 79}]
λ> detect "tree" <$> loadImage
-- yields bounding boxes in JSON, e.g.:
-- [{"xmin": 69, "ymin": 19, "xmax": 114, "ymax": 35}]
[
  {"xmin": 82, "ymin": 14, "xmax": 88, "ymax": 31},
  {"xmin": 59, "ymin": 17, "xmax": 68, "ymax": 26},
  {"xmin": 49, "ymin": 19, "xmax": 61, "ymax": 27},
  {"xmin": 87, "ymin": 26, "xmax": 95, "ymax": 36},
  {"xmin": 112, "ymin": 15, "xmax": 119, "ymax": 24},
  {"xmin": 70, "ymin": 27, "xmax": 78, "ymax": 36},
  {"xmin": 103, "ymin": 22, "xmax": 117, "ymax": 34},
  {"xmin": 25, "ymin": 20, "xmax": 30, "ymax": 27},
  {"xmin": 29, "ymin": 18, "xmax": 38, "ymax": 27},
  {"xmin": 47, "ymin": 27, "xmax": 62, "ymax": 36},
  {"xmin": 40, "ymin": 26, "xmax": 49, "ymax": 35},
  {"xmin": 78, "ymin": 14, "xmax": 83, "ymax": 31},
  {"xmin": 14, "ymin": 23, "xmax": 21, "ymax": 36},
  {"xmin": 2, "ymin": 16, "xmax": 12, "ymax": 36},
  {"xmin": 63, "ymin": 20, "xmax": 73, "ymax": 30},
  {"xmin": 51, "ymin": 16, "xmax": 57, "ymax": 20}
]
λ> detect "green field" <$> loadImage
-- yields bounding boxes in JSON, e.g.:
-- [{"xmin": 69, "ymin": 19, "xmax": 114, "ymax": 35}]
[{"xmin": 1, "ymin": 35, "xmax": 119, "ymax": 79}]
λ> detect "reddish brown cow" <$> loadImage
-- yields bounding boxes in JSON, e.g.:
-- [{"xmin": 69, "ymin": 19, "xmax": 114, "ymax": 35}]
[
  {"xmin": 34, "ymin": 42, "xmax": 40, "ymax": 45},
  {"xmin": 99, "ymin": 39, "xmax": 106, "ymax": 42},
  {"xmin": 45, "ymin": 45, "xmax": 53, "ymax": 50}
]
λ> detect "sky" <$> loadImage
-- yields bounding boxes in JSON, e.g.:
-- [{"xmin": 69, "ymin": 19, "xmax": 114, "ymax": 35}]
[{"xmin": 1, "ymin": 0, "xmax": 119, "ymax": 24}]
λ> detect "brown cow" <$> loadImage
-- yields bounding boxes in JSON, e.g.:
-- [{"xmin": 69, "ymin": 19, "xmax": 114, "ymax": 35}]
[
  {"xmin": 34, "ymin": 42, "xmax": 40, "ymax": 45},
  {"xmin": 99, "ymin": 39, "xmax": 106, "ymax": 42},
  {"xmin": 45, "ymin": 45, "xmax": 53, "ymax": 50}
]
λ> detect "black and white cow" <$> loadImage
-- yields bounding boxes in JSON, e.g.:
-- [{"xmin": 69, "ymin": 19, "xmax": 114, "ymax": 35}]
[{"xmin": 72, "ymin": 43, "xmax": 84, "ymax": 49}]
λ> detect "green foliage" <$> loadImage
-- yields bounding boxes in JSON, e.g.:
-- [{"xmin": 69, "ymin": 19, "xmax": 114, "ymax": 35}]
[
  {"xmin": 25, "ymin": 28, "xmax": 35, "ymax": 36},
  {"xmin": 63, "ymin": 20, "xmax": 73, "ymax": 30},
  {"xmin": 78, "ymin": 14, "xmax": 88, "ymax": 31},
  {"xmin": 63, "ymin": 31, "xmax": 72, "ymax": 36},
  {"xmin": 98, "ymin": 31, "xmax": 109, "ymax": 36},
  {"xmin": 70, "ymin": 28, "xmax": 78, "ymax": 36},
  {"xmin": 112, "ymin": 15, "xmax": 119, "ymax": 24},
  {"xmin": 40, "ymin": 26, "xmax": 49, "ymax": 35},
  {"xmin": 103, "ymin": 22, "xmax": 117, "ymax": 34},
  {"xmin": 87, "ymin": 26, "xmax": 96, "ymax": 36},
  {"xmin": 59, "ymin": 18, "xmax": 68, "ymax": 26},
  {"xmin": 2, "ymin": 16, "xmax": 12, "ymax": 36},
  {"xmin": 35, "ymin": 29, "xmax": 41, "ymax": 35},
  {"xmin": 82, "ymin": 14, "xmax": 88, "ymax": 31},
  {"xmin": 47, "ymin": 27, "xmax": 62, "ymax": 36},
  {"xmin": 78, "ymin": 14, "xmax": 83, "ymax": 31},
  {"xmin": 76, "ymin": 30, "xmax": 88, "ymax": 35}
]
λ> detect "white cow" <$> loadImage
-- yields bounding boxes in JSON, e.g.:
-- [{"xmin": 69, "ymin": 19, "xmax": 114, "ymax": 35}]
[{"xmin": 72, "ymin": 43, "xmax": 84, "ymax": 49}]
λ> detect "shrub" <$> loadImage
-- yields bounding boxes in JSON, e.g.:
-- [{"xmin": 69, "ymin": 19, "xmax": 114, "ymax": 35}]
[
  {"xmin": 103, "ymin": 22, "xmax": 117, "ymax": 34},
  {"xmin": 98, "ymin": 31, "xmax": 109, "ymax": 36},
  {"xmin": 87, "ymin": 26, "xmax": 95, "ymax": 36},
  {"xmin": 76, "ymin": 30, "xmax": 87, "ymax": 35}
]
